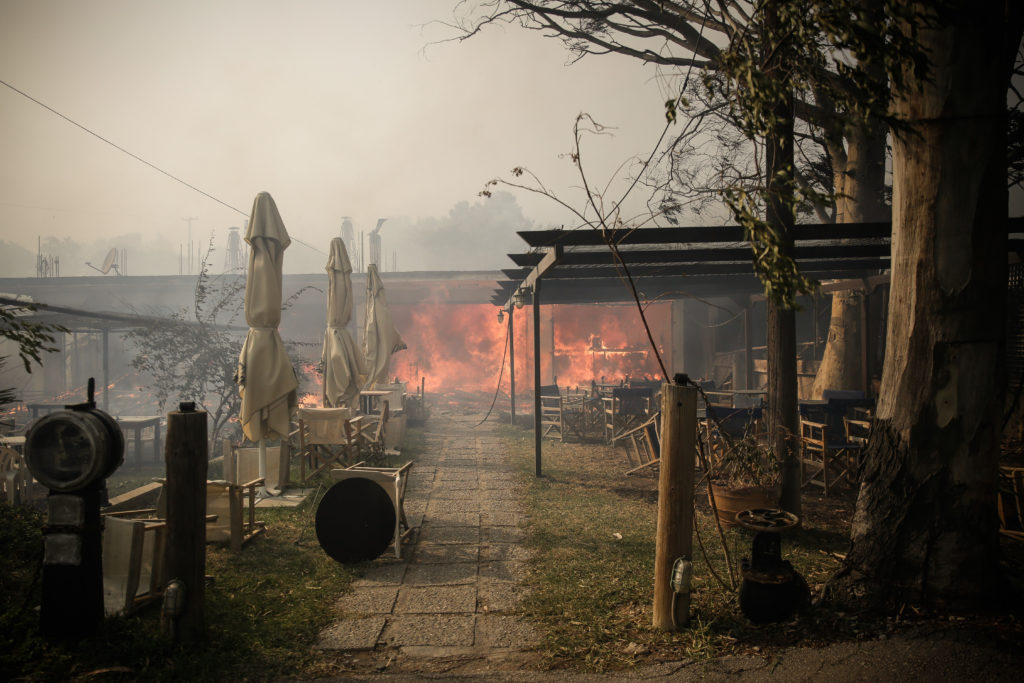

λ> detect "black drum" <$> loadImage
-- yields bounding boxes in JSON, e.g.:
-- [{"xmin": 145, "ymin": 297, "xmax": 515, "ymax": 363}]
[{"xmin": 315, "ymin": 478, "xmax": 396, "ymax": 563}]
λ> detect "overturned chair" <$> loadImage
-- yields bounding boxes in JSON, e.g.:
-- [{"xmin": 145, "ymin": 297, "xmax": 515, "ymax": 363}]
[
  {"xmin": 620, "ymin": 411, "xmax": 661, "ymax": 476},
  {"xmin": 315, "ymin": 460, "xmax": 414, "ymax": 563},
  {"xmin": 101, "ymin": 515, "xmax": 166, "ymax": 616}
]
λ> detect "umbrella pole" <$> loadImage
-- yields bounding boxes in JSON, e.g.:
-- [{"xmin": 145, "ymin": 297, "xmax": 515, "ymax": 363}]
[{"xmin": 258, "ymin": 438, "xmax": 280, "ymax": 497}]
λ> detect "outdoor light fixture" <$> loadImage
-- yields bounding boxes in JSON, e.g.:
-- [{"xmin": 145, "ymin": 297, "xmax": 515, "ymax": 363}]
[
  {"xmin": 513, "ymin": 286, "xmax": 530, "ymax": 309},
  {"xmin": 497, "ymin": 308, "xmax": 504, "ymax": 324}
]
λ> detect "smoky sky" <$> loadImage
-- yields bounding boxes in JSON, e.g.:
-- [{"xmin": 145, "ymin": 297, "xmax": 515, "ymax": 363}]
[{"xmin": 0, "ymin": 1, "xmax": 669, "ymax": 273}]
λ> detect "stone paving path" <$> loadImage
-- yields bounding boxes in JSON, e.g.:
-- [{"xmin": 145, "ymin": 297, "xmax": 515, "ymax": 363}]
[{"xmin": 315, "ymin": 410, "xmax": 539, "ymax": 670}]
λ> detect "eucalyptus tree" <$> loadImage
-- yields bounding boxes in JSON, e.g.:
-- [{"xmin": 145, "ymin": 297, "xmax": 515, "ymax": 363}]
[
  {"xmin": 452, "ymin": 0, "xmax": 894, "ymax": 396},
  {"xmin": 456, "ymin": 0, "xmax": 1024, "ymax": 610},
  {"xmin": 835, "ymin": 0, "xmax": 1024, "ymax": 609}
]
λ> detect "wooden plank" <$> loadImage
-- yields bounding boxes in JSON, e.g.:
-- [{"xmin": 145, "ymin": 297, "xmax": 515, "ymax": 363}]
[{"xmin": 653, "ymin": 383, "xmax": 697, "ymax": 630}]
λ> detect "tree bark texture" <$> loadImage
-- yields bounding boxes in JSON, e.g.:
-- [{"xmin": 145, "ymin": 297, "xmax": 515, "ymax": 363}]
[
  {"xmin": 844, "ymin": 0, "xmax": 1017, "ymax": 608},
  {"xmin": 812, "ymin": 0, "xmax": 889, "ymax": 399},
  {"xmin": 764, "ymin": 1, "xmax": 801, "ymax": 515}
]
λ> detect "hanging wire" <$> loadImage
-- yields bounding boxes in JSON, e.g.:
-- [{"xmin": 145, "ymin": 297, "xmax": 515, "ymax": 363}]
[
  {"xmin": 474, "ymin": 309, "xmax": 512, "ymax": 428},
  {"xmin": 1, "ymin": 77, "xmax": 327, "ymax": 256}
]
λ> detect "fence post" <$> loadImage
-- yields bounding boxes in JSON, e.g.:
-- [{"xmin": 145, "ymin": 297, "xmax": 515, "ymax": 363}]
[
  {"xmin": 653, "ymin": 382, "xmax": 697, "ymax": 630},
  {"xmin": 162, "ymin": 402, "xmax": 207, "ymax": 641}
]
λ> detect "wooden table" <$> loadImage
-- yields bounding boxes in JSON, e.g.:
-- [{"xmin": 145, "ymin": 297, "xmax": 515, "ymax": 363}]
[
  {"xmin": 116, "ymin": 416, "xmax": 163, "ymax": 467},
  {"xmin": 0, "ymin": 435, "xmax": 25, "ymax": 452},
  {"xmin": 359, "ymin": 390, "xmax": 392, "ymax": 416},
  {"xmin": 25, "ymin": 402, "xmax": 66, "ymax": 421}
]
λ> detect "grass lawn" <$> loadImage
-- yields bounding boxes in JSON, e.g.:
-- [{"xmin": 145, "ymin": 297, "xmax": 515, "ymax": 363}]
[{"xmin": 500, "ymin": 424, "xmax": 1024, "ymax": 671}]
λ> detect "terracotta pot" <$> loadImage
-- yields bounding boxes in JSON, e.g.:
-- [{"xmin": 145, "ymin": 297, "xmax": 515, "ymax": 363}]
[{"xmin": 709, "ymin": 483, "xmax": 781, "ymax": 528}]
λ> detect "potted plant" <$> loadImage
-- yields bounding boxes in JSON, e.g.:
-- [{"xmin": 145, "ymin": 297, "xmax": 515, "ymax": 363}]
[{"xmin": 707, "ymin": 433, "xmax": 781, "ymax": 528}]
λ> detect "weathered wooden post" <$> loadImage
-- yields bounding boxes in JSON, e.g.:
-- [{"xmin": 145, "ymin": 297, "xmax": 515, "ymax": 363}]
[
  {"xmin": 162, "ymin": 401, "xmax": 207, "ymax": 641},
  {"xmin": 653, "ymin": 381, "xmax": 697, "ymax": 630}
]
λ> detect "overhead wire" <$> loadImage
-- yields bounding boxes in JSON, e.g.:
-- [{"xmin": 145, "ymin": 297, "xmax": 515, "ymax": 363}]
[{"xmin": 0, "ymin": 77, "xmax": 327, "ymax": 256}]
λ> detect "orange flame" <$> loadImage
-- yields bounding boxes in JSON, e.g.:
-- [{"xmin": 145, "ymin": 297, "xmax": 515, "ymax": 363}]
[{"xmin": 386, "ymin": 302, "xmax": 669, "ymax": 397}]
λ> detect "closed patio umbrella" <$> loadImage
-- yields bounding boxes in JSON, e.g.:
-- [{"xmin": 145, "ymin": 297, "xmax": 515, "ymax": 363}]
[
  {"xmin": 322, "ymin": 237, "xmax": 365, "ymax": 408},
  {"xmin": 236, "ymin": 192, "xmax": 298, "ymax": 493},
  {"xmin": 362, "ymin": 263, "xmax": 406, "ymax": 389}
]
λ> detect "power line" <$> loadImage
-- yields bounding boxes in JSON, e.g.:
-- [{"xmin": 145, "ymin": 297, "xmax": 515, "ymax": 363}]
[{"xmin": 0, "ymin": 77, "xmax": 327, "ymax": 256}]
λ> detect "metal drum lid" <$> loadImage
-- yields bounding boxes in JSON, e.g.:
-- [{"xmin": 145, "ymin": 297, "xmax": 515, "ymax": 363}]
[
  {"xmin": 315, "ymin": 478, "xmax": 396, "ymax": 563},
  {"xmin": 24, "ymin": 409, "xmax": 123, "ymax": 492}
]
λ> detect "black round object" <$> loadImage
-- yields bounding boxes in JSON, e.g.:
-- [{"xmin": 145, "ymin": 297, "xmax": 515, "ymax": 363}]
[
  {"xmin": 24, "ymin": 408, "xmax": 124, "ymax": 492},
  {"xmin": 315, "ymin": 478, "xmax": 396, "ymax": 563}
]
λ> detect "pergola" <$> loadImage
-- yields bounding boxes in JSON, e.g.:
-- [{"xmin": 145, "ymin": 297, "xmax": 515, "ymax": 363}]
[
  {"xmin": 0, "ymin": 295, "xmax": 232, "ymax": 411},
  {"xmin": 493, "ymin": 219, "xmax": 1023, "ymax": 476}
]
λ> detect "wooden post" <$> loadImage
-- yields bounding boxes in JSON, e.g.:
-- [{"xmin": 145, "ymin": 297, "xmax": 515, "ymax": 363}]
[
  {"xmin": 509, "ymin": 304, "xmax": 516, "ymax": 424},
  {"xmin": 653, "ymin": 382, "xmax": 697, "ymax": 630},
  {"xmin": 859, "ymin": 289, "xmax": 869, "ymax": 395},
  {"xmin": 101, "ymin": 328, "xmax": 109, "ymax": 412},
  {"xmin": 163, "ymin": 402, "xmax": 208, "ymax": 641},
  {"xmin": 743, "ymin": 304, "xmax": 754, "ymax": 390},
  {"xmin": 532, "ymin": 283, "xmax": 542, "ymax": 477}
]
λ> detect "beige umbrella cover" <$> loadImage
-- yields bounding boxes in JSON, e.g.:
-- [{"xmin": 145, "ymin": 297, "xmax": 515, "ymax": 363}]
[
  {"xmin": 322, "ymin": 237, "xmax": 366, "ymax": 407},
  {"xmin": 236, "ymin": 191, "xmax": 298, "ymax": 441},
  {"xmin": 362, "ymin": 263, "xmax": 406, "ymax": 389}
]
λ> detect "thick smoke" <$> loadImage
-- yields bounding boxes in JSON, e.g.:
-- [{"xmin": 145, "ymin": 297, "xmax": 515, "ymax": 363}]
[
  {"xmin": 376, "ymin": 192, "xmax": 534, "ymax": 272},
  {"xmin": 4, "ymin": 192, "xmax": 535, "ymax": 277}
]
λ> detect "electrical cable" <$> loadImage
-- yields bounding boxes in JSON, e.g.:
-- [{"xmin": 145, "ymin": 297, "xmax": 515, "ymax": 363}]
[
  {"xmin": 474, "ymin": 310, "xmax": 512, "ymax": 428},
  {"xmin": 0, "ymin": 77, "xmax": 327, "ymax": 256}
]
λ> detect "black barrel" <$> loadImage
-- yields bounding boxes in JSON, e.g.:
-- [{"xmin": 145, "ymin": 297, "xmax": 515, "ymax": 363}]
[{"xmin": 315, "ymin": 478, "xmax": 396, "ymax": 563}]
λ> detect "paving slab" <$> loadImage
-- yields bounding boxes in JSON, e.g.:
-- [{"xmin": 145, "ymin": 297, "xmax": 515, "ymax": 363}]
[
  {"xmin": 404, "ymin": 562, "xmax": 478, "ymax": 586},
  {"xmin": 481, "ymin": 526, "xmax": 527, "ymax": 544},
  {"xmin": 427, "ymin": 510, "xmax": 480, "ymax": 526},
  {"xmin": 426, "ymin": 498, "xmax": 482, "ymax": 513},
  {"xmin": 475, "ymin": 614, "xmax": 541, "ymax": 648},
  {"xmin": 381, "ymin": 614, "xmax": 476, "ymax": 647},
  {"xmin": 477, "ymin": 581, "xmax": 530, "ymax": 613},
  {"xmin": 394, "ymin": 585, "xmax": 477, "ymax": 614},
  {"xmin": 412, "ymin": 544, "xmax": 480, "ymax": 564},
  {"xmin": 317, "ymin": 616, "xmax": 386, "ymax": 650},
  {"xmin": 352, "ymin": 562, "xmax": 408, "ymax": 587},
  {"xmin": 417, "ymin": 525, "xmax": 480, "ymax": 544},
  {"xmin": 480, "ymin": 543, "xmax": 532, "ymax": 563},
  {"xmin": 335, "ymin": 586, "xmax": 399, "ymax": 615},
  {"xmin": 317, "ymin": 411, "xmax": 539, "ymax": 671}
]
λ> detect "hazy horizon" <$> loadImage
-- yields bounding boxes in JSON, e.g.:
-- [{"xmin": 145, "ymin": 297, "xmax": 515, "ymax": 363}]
[{"xmin": 0, "ymin": 1, "xmax": 675, "ymax": 276}]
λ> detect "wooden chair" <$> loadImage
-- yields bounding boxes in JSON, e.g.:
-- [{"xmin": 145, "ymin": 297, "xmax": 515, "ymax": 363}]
[
  {"xmin": 799, "ymin": 417, "xmax": 863, "ymax": 495},
  {"xmin": 621, "ymin": 411, "xmax": 661, "ymax": 476},
  {"xmin": 701, "ymin": 405, "xmax": 762, "ymax": 472},
  {"xmin": 0, "ymin": 446, "xmax": 29, "ymax": 505},
  {"xmin": 998, "ymin": 466, "xmax": 1024, "ymax": 542},
  {"xmin": 604, "ymin": 387, "xmax": 653, "ymax": 445},
  {"xmin": 101, "ymin": 515, "xmax": 166, "ymax": 616},
  {"xmin": 538, "ymin": 384, "xmax": 564, "ymax": 440},
  {"xmin": 294, "ymin": 406, "xmax": 358, "ymax": 484},
  {"xmin": 205, "ymin": 478, "xmax": 266, "ymax": 551},
  {"xmin": 346, "ymin": 402, "xmax": 394, "ymax": 466},
  {"xmin": 799, "ymin": 392, "xmax": 871, "ymax": 495},
  {"xmin": 224, "ymin": 441, "xmax": 289, "ymax": 492},
  {"xmin": 122, "ymin": 476, "xmax": 264, "ymax": 553}
]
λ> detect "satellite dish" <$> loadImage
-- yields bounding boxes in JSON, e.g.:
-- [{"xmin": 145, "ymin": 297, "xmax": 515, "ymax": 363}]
[{"xmin": 100, "ymin": 248, "xmax": 118, "ymax": 274}]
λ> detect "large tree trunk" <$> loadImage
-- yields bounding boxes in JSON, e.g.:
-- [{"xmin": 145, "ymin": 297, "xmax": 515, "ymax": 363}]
[
  {"xmin": 838, "ymin": 0, "xmax": 1016, "ymax": 609},
  {"xmin": 811, "ymin": 39, "xmax": 890, "ymax": 399}
]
